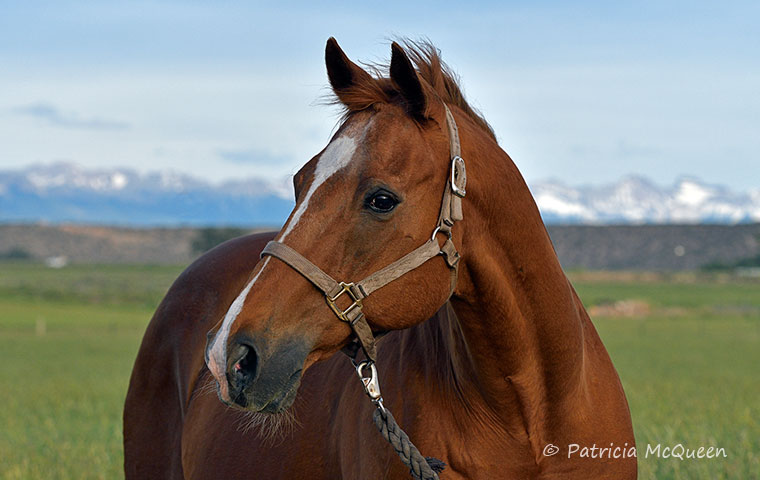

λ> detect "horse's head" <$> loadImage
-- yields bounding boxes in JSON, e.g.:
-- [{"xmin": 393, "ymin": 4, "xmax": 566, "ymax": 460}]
[{"xmin": 206, "ymin": 38, "xmax": 474, "ymax": 413}]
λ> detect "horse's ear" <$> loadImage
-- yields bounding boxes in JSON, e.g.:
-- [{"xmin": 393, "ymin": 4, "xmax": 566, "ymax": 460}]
[
  {"xmin": 390, "ymin": 42, "xmax": 426, "ymax": 118},
  {"xmin": 325, "ymin": 37, "xmax": 372, "ymax": 100}
]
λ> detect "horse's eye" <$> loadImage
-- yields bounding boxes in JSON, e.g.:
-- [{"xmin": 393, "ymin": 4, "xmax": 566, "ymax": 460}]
[{"xmin": 367, "ymin": 192, "xmax": 398, "ymax": 213}]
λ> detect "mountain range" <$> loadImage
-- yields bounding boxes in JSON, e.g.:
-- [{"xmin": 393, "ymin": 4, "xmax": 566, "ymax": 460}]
[
  {"xmin": 1, "ymin": 162, "xmax": 758, "ymax": 226},
  {"xmin": 530, "ymin": 176, "xmax": 760, "ymax": 224}
]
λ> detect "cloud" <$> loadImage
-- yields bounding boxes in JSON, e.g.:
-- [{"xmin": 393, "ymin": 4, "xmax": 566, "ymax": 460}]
[
  {"xmin": 217, "ymin": 148, "xmax": 292, "ymax": 165},
  {"xmin": 12, "ymin": 102, "xmax": 130, "ymax": 130}
]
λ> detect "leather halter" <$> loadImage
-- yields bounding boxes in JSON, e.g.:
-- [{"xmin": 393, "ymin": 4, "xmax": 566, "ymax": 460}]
[{"xmin": 261, "ymin": 105, "xmax": 466, "ymax": 363}]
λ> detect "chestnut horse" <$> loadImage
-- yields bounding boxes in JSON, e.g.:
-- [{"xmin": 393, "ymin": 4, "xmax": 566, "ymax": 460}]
[{"xmin": 124, "ymin": 39, "xmax": 636, "ymax": 479}]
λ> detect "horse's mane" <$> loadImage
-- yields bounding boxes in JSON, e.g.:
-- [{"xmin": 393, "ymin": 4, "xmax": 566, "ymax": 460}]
[{"xmin": 330, "ymin": 39, "xmax": 496, "ymax": 141}]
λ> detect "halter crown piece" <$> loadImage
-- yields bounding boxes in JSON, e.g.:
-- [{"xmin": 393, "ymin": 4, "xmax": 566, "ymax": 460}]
[{"xmin": 260, "ymin": 104, "xmax": 465, "ymax": 480}]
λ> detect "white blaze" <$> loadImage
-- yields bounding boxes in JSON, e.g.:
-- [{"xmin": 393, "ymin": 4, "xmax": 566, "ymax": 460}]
[
  {"xmin": 207, "ymin": 257, "xmax": 270, "ymax": 385},
  {"xmin": 278, "ymin": 134, "xmax": 358, "ymax": 242},
  {"xmin": 206, "ymin": 119, "xmax": 369, "ymax": 392}
]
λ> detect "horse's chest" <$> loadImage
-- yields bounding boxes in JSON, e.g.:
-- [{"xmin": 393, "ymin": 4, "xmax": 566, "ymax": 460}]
[{"xmin": 180, "ymin": 363, "xmax": 531, "ymax": 479}]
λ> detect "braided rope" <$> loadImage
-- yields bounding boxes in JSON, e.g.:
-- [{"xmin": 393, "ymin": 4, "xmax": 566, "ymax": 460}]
[{"xmin": 372, "ymin": 407, "xmax": 445, "ymax": 480}]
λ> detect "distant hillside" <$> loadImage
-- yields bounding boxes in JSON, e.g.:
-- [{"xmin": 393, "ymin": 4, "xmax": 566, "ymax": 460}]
[
  {"xmin": 547, "ymin": 224, "xmax": 760, "ymax": 270},
  {"xmin": 0, "ymin": 224, "xmax": 268, "ymax": 265},
  {"xmin": 1, "ymin": 223, "xmax": 758, "ymax": 270},
  {"xmin": 2, "ymin": 162, "xmax": 759, "ymax": 226}
]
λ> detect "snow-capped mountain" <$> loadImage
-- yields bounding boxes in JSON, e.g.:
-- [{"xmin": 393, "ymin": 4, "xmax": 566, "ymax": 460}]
[
  {"xmin": 1, "ymin": 163, "xmax": 758, "ymax": 226},
  {"xmin": 0, "ymin": 162, "xmax": 294, "ymax": 226},
  {"xmin": 531, "ymin": 175, "xmax": 760, "ymax": 224}
]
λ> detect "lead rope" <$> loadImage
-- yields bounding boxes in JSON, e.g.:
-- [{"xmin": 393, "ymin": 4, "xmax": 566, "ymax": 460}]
[
  {"xmin": 353, "ymin": 360, "xmax": 445, "ymax": 480},
  {"xmin": 373, "ymin": 409, "xmax": 446, "ymax": 479}
]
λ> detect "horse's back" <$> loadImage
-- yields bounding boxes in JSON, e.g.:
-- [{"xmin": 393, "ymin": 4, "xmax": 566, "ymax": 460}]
[{"xmin": 123, "ymin": 231, "xmax": 275, "ymax": 479}]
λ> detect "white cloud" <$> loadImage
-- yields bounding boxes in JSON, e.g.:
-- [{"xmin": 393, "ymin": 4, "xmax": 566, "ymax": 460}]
[{"xmin": 13, "ymin": 102, "xmax": 130, "ymax": 130}]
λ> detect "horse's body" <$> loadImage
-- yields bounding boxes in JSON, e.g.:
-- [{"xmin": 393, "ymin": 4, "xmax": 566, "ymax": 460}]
[{"xmin": 125, "ymin": 39, "xmax": 636, "ymax": 479}]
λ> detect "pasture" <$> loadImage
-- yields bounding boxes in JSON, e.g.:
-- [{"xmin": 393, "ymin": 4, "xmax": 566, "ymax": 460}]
[{"xmin": 0, "ymin": 262, "xmax": 757, "ymax": 479}]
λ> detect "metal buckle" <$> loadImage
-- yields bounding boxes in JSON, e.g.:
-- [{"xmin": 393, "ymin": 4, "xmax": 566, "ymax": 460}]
[
  {"xmin": 451, "ymin": 155, "xmax": 466, "ymax": 197},
  {"xmin": 326, "ymin": 282, "xmax": 363, "ymax": 323}
]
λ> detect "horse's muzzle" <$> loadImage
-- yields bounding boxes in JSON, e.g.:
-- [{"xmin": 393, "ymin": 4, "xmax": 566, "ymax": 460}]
[{"xmin": 220, "ymin": 334, "xmax": 309, "ymax": 413}]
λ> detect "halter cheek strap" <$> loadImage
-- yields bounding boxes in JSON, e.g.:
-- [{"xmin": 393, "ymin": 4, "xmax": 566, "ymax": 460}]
[{"xmin": 260, "ymin": 104, "xmax": 466, "ymax": 363}]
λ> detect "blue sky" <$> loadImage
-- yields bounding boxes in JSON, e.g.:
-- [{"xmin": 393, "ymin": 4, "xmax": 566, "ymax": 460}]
[{"xmin": 1, "ymin": 1, "xmax": 758, "ymax": 190}]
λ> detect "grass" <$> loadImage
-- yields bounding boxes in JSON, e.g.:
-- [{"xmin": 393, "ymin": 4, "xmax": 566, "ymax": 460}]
[
  {"xmin": 0, "ymin": 307, "xmax": 141, "ymax": 479},
  {"xmin": 595, "ymin": 314, "xmax": 759, "ymax": 478},
  {"xmin": 570, "ymin": 271, "xmax": 760, "ymax": 479},
  {"xmin": 0, "ymin": 263, "xmax": 181, "ymax": 480},
  {"xmin": 0, "ymin": 262, "xmax": 758, "ymax": 479},
  {"xmin": 0, "ymin": 262, "xmax": 184, "ymax": 310}
]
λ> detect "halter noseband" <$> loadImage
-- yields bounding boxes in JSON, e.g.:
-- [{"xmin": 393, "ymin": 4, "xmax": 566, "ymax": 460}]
[{"xmin": 260, "ymin": 104, "xmax": 466, "ymax": 363}]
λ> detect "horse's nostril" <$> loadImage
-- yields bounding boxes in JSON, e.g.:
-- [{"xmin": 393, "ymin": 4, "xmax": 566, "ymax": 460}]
[{"xmin": 228, "ymin": 342, "xmax": 259, "ymax": 385}]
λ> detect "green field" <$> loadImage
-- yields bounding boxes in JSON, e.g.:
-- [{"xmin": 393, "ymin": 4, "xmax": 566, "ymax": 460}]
[{"xmin": 0, "ymin": 263, "xmax": 758, "ymax": 479}]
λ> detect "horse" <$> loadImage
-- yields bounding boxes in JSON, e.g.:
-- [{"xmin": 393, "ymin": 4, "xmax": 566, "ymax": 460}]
[{"xmin": 124, "ymin": 38, "xmax": 637, "ymax": 479}]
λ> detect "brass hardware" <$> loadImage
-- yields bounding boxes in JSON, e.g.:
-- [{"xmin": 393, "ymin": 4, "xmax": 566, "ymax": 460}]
[{"xmin": 326, "ymin": 282, "xmax": 363, "ymax": 323}]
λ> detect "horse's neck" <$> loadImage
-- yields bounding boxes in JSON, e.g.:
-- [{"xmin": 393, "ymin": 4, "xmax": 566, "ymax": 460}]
[{"xmin": 440, "ymin": 127, "xmax": 587, "ymax": 439}]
